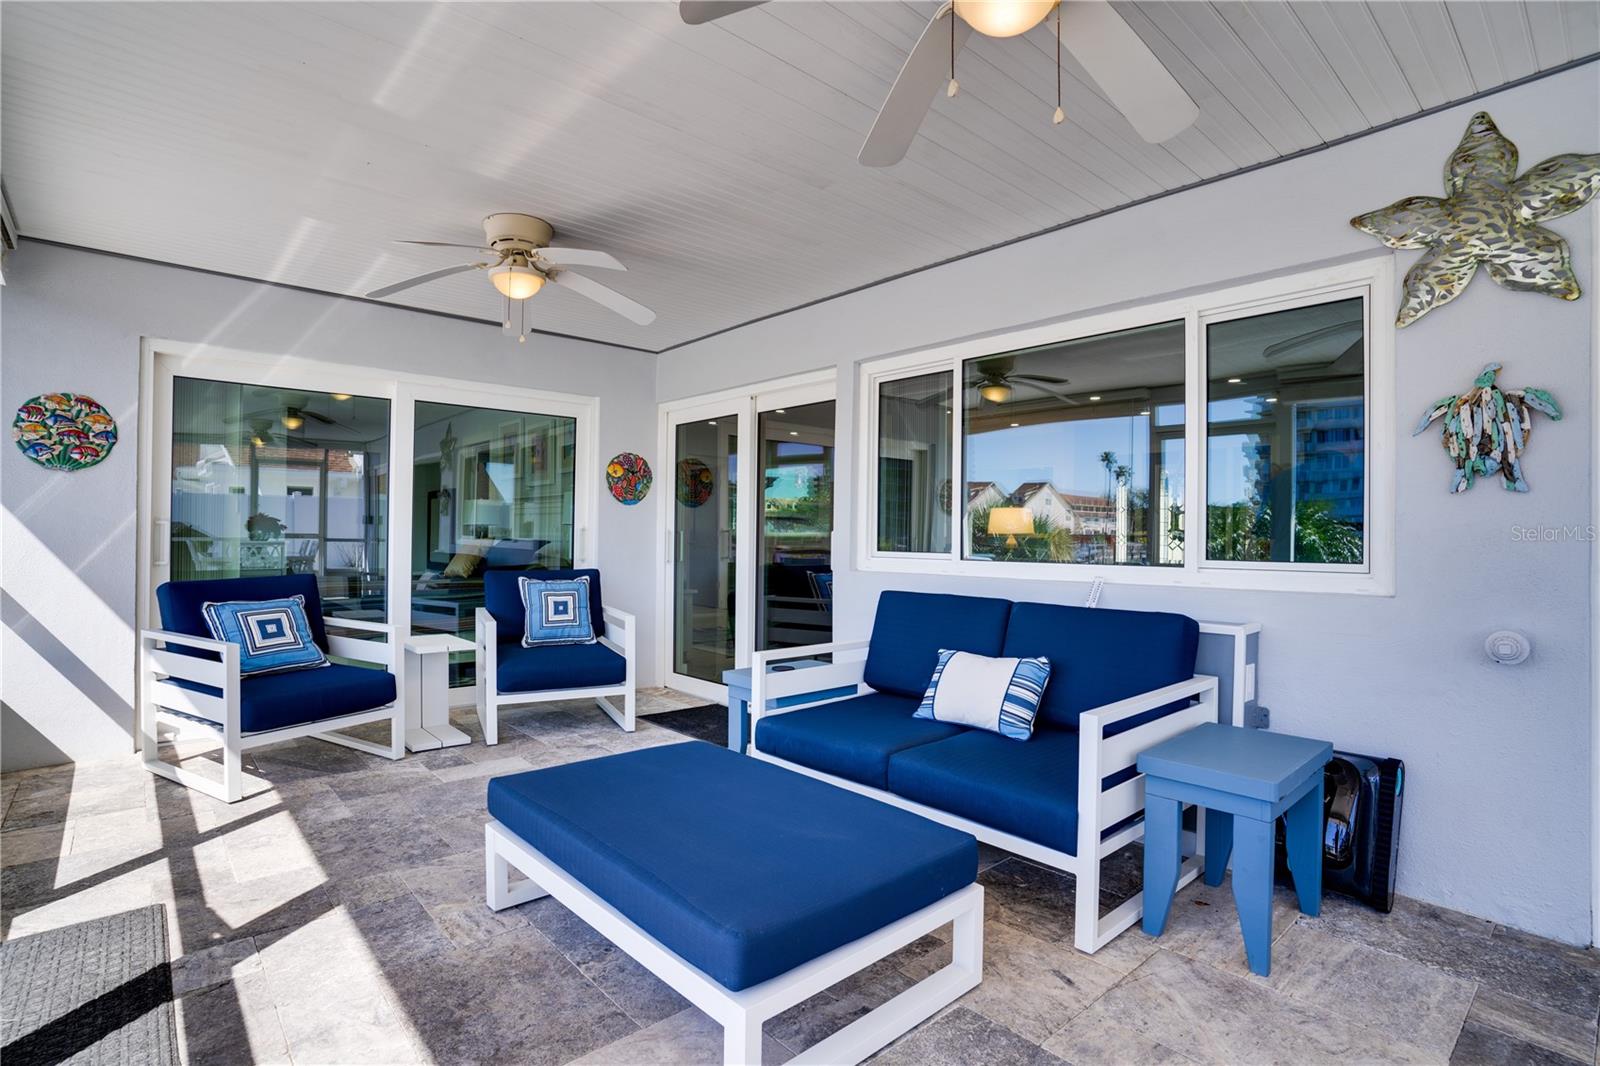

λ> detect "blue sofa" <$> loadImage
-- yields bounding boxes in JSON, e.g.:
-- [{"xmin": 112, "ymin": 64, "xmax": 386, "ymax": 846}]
[
  {"xmin": 748, "ymin": 590, "xmax": 1219, "ymax": 954},
  {"xmin": 475, "ymin": 568, "xmax": 638, "ymax": 740},
  {"xmin": 142, "ymin": 574, "xmax": 403, "ymax": 802}
]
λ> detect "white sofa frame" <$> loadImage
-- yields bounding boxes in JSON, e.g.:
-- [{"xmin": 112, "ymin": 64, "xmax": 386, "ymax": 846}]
[
  {"xmin": 474, "ymin": 604, "xmax": 637, "ymax": 740},
  {"xmin": 487, "ymin": 820, "xmax": 982, "ymax": 1066},
  {"xmin": 138, "ymin": 616, "xmax": 404, "ymax": 803},
  {"xmin": 748, "ymin": 640, "xmax": 1217, "ymax": 955}
]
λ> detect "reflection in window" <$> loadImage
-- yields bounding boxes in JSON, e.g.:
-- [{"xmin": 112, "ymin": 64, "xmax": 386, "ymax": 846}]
[
  {"xmin": 170, "ymin": 378, "xmax": 390, "ymax": 618},
  {"xmin": 877, "ymin": 371, "xmax": 953, "ymax": 554},
  {"xmin": 1205, "ymin": 297, "xmax": 1364, "ymax": 564},
  {"xmin": 963, "ymin": 321, "xmax": 1186, "ymax": 566},
  {"xmin": 412, "ymin": 402, "xmax": 577, "ymax": 684}
]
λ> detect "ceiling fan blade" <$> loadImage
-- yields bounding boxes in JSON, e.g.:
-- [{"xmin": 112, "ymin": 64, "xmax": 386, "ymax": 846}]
[
  {"xmin": 1014, "ymin": 380, "xmax": 1082, "ymax": 405},
  {"xmin": 551, "ymin": 270, "xmax": 656, "ymax": 326},
  {"xmin": 537, "ymin": 247, "xmax": 626, "ymax": 271},
  {"xmin": 680, "ymin": 1, "xmax": 765, "ymax": 25},
  {"xmin": 859, "ymin": 6, "xmax": 974, "ymax": 167},
  {"xmin": 1012, "ymin": 374, "xmax": 1071, "ymax": 385},
  {"xmin": 366, "ymin": 262, "xmax": 486, "ymax": 300},
  {"xmin": 1058, "ymin": 1, "xmax": 1198, "ymax": 144},
  {"xmin": 299, "ymin": 409, "xmax": 337, "ymax": 425},
  {"xmin": 395, "ymin": 240, "xmax": 497, "ymax": 253}
]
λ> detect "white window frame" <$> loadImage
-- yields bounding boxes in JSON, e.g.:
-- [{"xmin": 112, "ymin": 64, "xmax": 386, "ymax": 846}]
[{"xmin": 856, "ymin": 256, "xmax": 1396, "ymax": 596}]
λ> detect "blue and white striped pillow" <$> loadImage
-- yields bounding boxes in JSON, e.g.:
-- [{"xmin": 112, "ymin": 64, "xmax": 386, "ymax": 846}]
[{"xmin": 913, "ymin": 649, "xmax": 1051, "ymax": 741}]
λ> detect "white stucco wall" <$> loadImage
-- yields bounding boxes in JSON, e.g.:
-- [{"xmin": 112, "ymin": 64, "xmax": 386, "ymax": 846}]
[
  {"xmin": 655, "ymin": 65, "xmax": 1599, "ymax": 945},
  {"xmin": 1, "ymin": 242, "xmax": 664, "ymax": 771}
]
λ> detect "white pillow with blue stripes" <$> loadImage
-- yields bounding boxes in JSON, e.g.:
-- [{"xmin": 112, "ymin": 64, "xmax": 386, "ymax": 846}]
[{"xmin": 913, "ymin": 649, "xmax": 1051, "ymax": 741}]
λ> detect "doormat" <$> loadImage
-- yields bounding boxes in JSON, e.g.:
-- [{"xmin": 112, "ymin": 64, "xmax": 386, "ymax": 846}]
[
  {"xmin": 648, "ymin": 704, "xmax": 728, "ymax": 747},
  {"xmin": 0, "ymin": 904, "xmax": 179, "ymax": 1066}
]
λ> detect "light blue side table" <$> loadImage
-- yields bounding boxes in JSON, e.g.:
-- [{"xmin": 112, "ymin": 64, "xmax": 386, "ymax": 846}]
[
  {"xmin": 723, "ymin": 661, "xmax": 857, "ymax": 752},
  {"xmin": 1137, "ymin": 722, "xmax": 1332, "ymax": 976}
]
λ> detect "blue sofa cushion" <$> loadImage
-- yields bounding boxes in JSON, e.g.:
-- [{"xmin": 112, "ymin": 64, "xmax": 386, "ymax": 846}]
[
  {"xmin": 162, "ymin": 663, "xmax": 396, "ymax": 734},
  {"xmin": 487, "ymin": 743, "xmax": 976, "ymax": 991},
  {"xmin": 1001, "ymin": 602, "xmax": 1199, "ymax": 731},
  {"xmin": 887, "ymin": 727, "xmax": 1082, "ymax": 854},
  {"xmin": 158, "ymin": 574, "xmax": 331, "ymax": 653},
  {"xmin": 498, "ymin": 641, "xmax": 626, "ymax": 694},
  {"xmin": 753, "ymin": 692, "xmax": 963, "ymax": 789},
  {"xmin": 518, "ymin": 575, "xmax": 598, "ymax": 647},
  {"xmin": 201, "ymin": 594, "xmax": 329, "ymax": 677},
  {"xmin": 484, "ymin": 568, "xmax": 607, "ymax": 642},
  {"xmin": 862, "ymin": 591, "xmax": 1012, "ymax": 698}
]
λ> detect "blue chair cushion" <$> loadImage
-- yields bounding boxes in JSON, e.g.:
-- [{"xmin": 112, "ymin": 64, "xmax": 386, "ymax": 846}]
[
  {"xmin": 161, "ymin": 663, "xmax": 396, "ymax": 734},
  {"xmin": 1001, "ymin": 602, "xmax": 1199, "ymax": 731},
  {"xmin": 497, "ymin": 641, "xmax": 626, "ymax": 694},
  {"xmin": 863, "ymin": 591, "xmax": 1012, "ymax": 699},
  {"xmin": 518, "ymin": 576, "xmax": 597, "ymax": 647},
  {"xmin": 158, "ymin": 574, "xmax": 331, "ymax": 652},
  {"xmin": 752, "ymin": 692, "xmax": 963, "ymax": 789},
  {"xmin": 487, "ymin": 743, "xmax": 977, "ymax": 991},
  {"xmin": 887, "ymin": 727, "xmax": 1082, "ymax": 854},
  {"xmin": 484, "ymin": 568, "xmax": 607, "ymax": 642},
  {"xmin": 201, "ymin": 594, "xmax": 329, "ymax": 677}
]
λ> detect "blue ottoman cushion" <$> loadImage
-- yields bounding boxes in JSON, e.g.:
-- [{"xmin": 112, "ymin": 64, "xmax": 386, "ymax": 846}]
[
  {"xmin": 487, "ymin": 743, "xmax": 976, "ymax": 991},
  {"xmin": 887, "ymin": 727, "xmax": 1083, "ymax": 854},
  {"xmin": 162, "ymin": 663, "xmax": 396, "ymax": 734},
  {"xmin": 752, "ymin": 692, "xmax": 963, "ymax": 788},
  {"xmin": 497, "ymin": 641, "xmax": 626, "ymax": 693}
]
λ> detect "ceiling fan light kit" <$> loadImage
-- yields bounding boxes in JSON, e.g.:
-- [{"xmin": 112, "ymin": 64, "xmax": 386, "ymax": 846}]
[
  {"xmin": 366, "ymin": 211, "xmax": 655, "ymax": 340},
  {"xmin": 953, "ymin": 0, "xmax": 1055, "ymax": 39},
  {"xmin": 683, "ymin": 0, "xmax": 1197, "ymax": 167}
]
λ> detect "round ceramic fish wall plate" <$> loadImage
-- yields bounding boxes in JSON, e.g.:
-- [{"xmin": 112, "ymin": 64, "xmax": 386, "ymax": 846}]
[
  {"xmin": 13, "ymin": 393, "xmax": 119, "ymax": 471},
  {"xmin": 606, "ymin": 452, "xmax": 653, "ymax": 505}
]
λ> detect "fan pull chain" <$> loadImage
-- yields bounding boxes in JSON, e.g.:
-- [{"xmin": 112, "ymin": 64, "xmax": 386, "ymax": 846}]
[
  {"xmin": 1052, "ymin": 3, "xmax": 1064, "ymax": 125},
  {"xmin": 504, "ymin": 293, "xmax": 512, "ymax": 331},
  {"xmin": 947, "ymin": 10, "xmax": 959, "ymax": 97},
  {"xmin": 518, "ymin": 295, "xmax": 527, "ymax": 343}
]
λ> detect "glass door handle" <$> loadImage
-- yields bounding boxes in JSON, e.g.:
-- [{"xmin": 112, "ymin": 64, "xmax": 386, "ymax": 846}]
[{"xmin": 153, "ymin": 518, "xmax": 170, "ymax": 567}]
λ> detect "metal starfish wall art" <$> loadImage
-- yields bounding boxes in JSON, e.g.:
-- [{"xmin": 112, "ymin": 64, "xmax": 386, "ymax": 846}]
[
  {"xmin": 1413, "ymin": 362, "xmax": 1561, "ymax": 494},
  {"xmin": 1351, "ymin": 111, "xmax": 1599, "ymax": 327}
]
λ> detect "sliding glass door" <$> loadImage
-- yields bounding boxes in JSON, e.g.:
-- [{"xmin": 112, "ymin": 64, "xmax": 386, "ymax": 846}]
[
  {"xmin": 756, "ymin": 400, "xmax": 834, "ymax": 652},
  {"xmin": 144, "ymin": 348, "xmax": 598, "ymax": 719},
  {"xmin": 662, "ymin": 380, "xmax": 836, "ymax": 699},
  {"xmin": 411, "ymin": 401, "xmax": 576, "ymax": 685},
  {"xmin": 168, "ymin": 377, "xmax": 391, "ymax": 620},
  {"xmin": 667, "ymin": 407, "xmax": 742, "ymax": 691}
]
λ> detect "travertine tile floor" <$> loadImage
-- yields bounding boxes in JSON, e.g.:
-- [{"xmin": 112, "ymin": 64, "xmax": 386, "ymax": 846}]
[{"xmin": 3, "ymin": 690, "xmax": 1596, "ymax": 1066}]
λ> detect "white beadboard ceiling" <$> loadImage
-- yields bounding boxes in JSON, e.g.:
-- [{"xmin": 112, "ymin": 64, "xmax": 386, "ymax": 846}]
[{"xmin": 4, "ymin": 1, "xmax": 1596, "ymax": 352}]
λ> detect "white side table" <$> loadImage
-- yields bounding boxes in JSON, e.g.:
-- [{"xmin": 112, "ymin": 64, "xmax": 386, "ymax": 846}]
[{"xmin": 403, "ymin": 634, "xmax": 475, "ymax": 751}]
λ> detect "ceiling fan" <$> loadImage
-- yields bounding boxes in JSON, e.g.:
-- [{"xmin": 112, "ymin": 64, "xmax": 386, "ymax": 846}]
[
  {"xmin": 971, "ymin": 356, "xmax": 1078, "ymax": 405},
  {"xmin": 681, "ymin": 0, "xmax": 1198, "ymax": 166},
  {"xmin": 365, "ymin": 213, "xmax": 656, "ymax": 340}
]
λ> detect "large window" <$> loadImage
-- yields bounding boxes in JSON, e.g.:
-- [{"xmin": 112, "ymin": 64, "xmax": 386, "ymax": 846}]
[
  {"xmin": 1205, "ymin": 298, "xmax": 1365, "ymax": 566},
  {"xmin": 860, "ymin": 261, "xmax": 1391, "ymax": 593},
  {"xmin": 963, "ymin": 322, "xmax": 1185, "ymax": 567}
]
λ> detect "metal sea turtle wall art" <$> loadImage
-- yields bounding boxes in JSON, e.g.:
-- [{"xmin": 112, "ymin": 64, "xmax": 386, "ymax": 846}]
[
  {"xmin": 1351, "ymin": 111, "xmax": 1600, "ymax": 327},
  {"xmin": 1414, "ymin": 363, "xmax": 1560, "ymax": 494}
]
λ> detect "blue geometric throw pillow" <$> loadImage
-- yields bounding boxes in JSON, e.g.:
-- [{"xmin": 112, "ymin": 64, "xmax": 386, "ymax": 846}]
[
  {"xmin": 201, "ymin": 594, "xmax": 329, "ymax": 678},
  {"xmin": 913, "ymin": 649, "xmax": 1051, "ymax": 741},
  {"xmin": 519, "ymin": 575, "xmax": 598, "ymax": 647}
]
